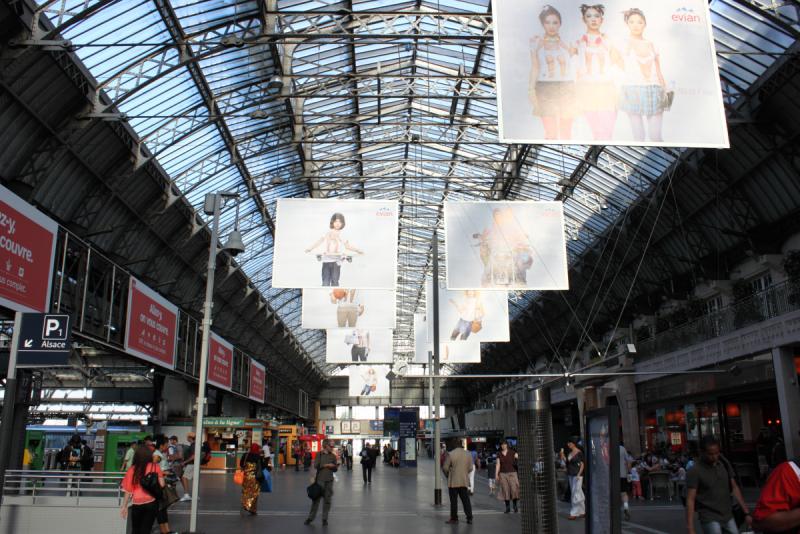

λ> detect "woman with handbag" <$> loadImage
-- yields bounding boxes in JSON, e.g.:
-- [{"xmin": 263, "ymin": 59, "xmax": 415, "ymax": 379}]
[
  {"xmin": 561, "ymin": 438, "xmax": 585, "ymax": 520},
  {"xmin": 120, "ymin": 446, "xmax": 165, "ymax": 534},
  {"xmin": 495, "ymin": 441, "xmax": 521, "ymax": 513},
  {"xmin": 152, "ymin": 435, "xmax": 179, "ymax": 534},
  {"xmin": 240, "ymin": 443, "xmax": 265, "ymax": 515}
]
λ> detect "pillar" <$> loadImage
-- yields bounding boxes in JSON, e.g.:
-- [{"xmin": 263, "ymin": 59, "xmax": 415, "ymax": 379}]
[
  {"xmin": 772, "ymin": 346, "xmax": 800, "ymax": 458},
  {"xmin": 614, "ymin": 376, "xmax": 642, "ymax": 456},
  {"xmin": 517, "ymin": 387, "xmax": 558, "ymax": 534}
]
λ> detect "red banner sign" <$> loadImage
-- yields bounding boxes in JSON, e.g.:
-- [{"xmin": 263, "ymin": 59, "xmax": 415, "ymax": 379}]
[
  {"xmin": 207, "ymin": 333, "xmax": 233, "ymax": 391},
  {"xmin": 249, "ymin": 359, "xmax": 266, "ymax": 403},
  {"xmin": 0, "ymin": 186, "xmax": 58, "ymax": 313},
  {"xmin": 124, "ymin": 277, "xmax": 178, "ymax": 369}
]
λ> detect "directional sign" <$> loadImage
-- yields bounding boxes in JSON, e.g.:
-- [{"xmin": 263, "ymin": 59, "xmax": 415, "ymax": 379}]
[{"xmin": 16, "ymin": 313, "xmax": 72, "ymax": 367}]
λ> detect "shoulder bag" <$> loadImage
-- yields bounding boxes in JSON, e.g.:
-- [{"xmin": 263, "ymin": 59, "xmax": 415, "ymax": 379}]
[
  {"xmin": 307, "ymin": 470, "xmax": 323, "ymax": 500},
  {"xmin": 141, "ymin": 468, "xmax": 163, "ymax": 500},
  {"xmin": 233, "ymin": 468, "xmax": 245, "ymax": 485}
]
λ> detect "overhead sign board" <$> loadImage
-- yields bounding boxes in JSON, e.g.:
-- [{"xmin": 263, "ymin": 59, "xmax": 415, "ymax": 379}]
[
  {"xmin": 249, "ymin": 358, "xmax": 266, "ymax": 403},
  {"xmin": 124, "ymin": 277, "xmax": 178, "ymax": 370},
  {"xmin": 16, "ymin": 313, "xmax": 71, "ymax": 367},
  {"xmin": 0, "ymin": 185, "xmax": 58, "ymax": 313},
  {"xmin": 207, "ymin": 332, "xmax": 233, "ymax": 391}
]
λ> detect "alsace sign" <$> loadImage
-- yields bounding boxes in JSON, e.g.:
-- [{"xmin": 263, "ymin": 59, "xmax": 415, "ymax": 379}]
[
  {"xmin": 16, "ymin": 313, "xmax": 71, "ymax": 367},
  {"xmin": 124, "ymin": 277, "xmax": 178, "ymax": 369},
  {"xmin": 249, "ymin": 358, "xmax": 266, "ymax": 403},
  {"xmin": 207, "ymin": 332, "xmax": 233, "ymax": 391},
  {"xmin": 0, "ymin": 186, "xmax": 58, "ymax": 313}
]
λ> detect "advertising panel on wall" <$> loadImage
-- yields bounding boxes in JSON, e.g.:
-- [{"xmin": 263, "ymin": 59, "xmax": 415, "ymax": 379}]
[
  {"xmin": 445, "ymin": 201, "xmax": 569, "ymax": 290},
  {"xmin": 0, "ymin": 185, "xmax": 58, "ymax": 313},
  {"xmin": 124, "ymin": 277, "xmax": 178, "ymax": 370},
  {"xmin": 207, "ymin": 332, "xmax": 234, "ymax": 391},
  {"xmin": 426, "ymin": 279, "xmax": 510, "ymax": 342},
  {"xmin": 272, "ymin": 199, "xmax": 399, "ymax": 289},
  {"xmin": 326, "ymin": 328, "xmax": 394, "ymax": 364},
  {"xmin": 348, "ymin": 365, "xmax": 391, "ymax": 397},
  {"xmin": 492, "ymin": 0, "xmax": 728, "ymax": 148},
  {"xmin": 301, "ymin": 288, "xmax": 396, "ymax": 329},
  {"xmin": 249, "ymin": 358, "xmax": 266, "ymax": 403}
]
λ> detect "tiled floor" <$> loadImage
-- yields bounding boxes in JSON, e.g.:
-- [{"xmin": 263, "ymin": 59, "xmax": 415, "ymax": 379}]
[{"xmin": 166, "ymin": 459, "xmax": 758, "ymax": 534}]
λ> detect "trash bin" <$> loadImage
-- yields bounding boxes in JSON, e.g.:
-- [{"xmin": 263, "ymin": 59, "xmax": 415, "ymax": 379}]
[{"xmin": 225, "ymin": 445, "xmax": 237, "ymax": 471}]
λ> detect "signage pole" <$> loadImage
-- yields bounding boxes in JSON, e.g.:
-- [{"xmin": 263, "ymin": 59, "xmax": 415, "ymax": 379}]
[
  {"xmin": 0, "ymin": 312, "xmax": 23, "ymax": 505},
  {"xmin": 432, "ymin": 231, "xmax": 442, "ymax": 506},
  {"xmin": 189, "ymin": 194, "xmax": 221, "ymax": 532}
]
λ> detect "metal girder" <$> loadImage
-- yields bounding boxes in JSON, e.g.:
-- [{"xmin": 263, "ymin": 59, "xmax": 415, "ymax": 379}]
[{"xmin": 151, "ymin": 0, "xmax": 276, "ymax": 236}]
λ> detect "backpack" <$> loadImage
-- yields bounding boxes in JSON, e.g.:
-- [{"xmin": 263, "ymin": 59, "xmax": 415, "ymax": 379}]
[{"xmin": 200, "ymin": 443, "xmax": 212, "ymax": 465}]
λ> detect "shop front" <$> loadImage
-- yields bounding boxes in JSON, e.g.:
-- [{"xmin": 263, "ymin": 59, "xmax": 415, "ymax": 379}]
[
  {"xmin": 637, "ymin": 354, "xmax": 780, "ymax": 482},
  {"xmin": 200, "ymin": 417, "xmax": 272, "ymax": 471}
]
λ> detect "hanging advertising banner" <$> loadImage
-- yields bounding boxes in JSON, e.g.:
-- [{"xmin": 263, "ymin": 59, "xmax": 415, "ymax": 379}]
[
  {"xmin": 348, "ymin": 365, "xmax": 391, "ymax": 397},
  {"xmin": 325, "ymin": 328, "xmax": 394, "ymax": 364},
  {"xmin": 207, "ymin": 332, "xmax": 234, "ymax": 391},
  {"xmin": 272, "ymin": 199, "xmax": 399, "ymax": 289},
  {"xmin": 302, "ymin": 288, "xmax": 396, "ymax": 329},
  {"xmin": 444, "ymin": 201, "xmax": 569, "ymax": 290},
  {"xmin": 413, "ymin": 312, "xmax": 481, "ymax": 364},
  {"xmin": 249, "ymin": 358, "xmax": 266, "ymax": 403},
  {"xmin": 124, "ymin": 277, "xmax": 178, "ymax": 370},
  {"xmin": 0, "ymin": 185, "xmax": 58, "ymax": 313},
  {"xmin": 492, "ymin": 0, "xmax": 729, "ymax": 148},
  {"xmin": 426, "ymin": 279, "xmax": 510, "ymax": 342}
]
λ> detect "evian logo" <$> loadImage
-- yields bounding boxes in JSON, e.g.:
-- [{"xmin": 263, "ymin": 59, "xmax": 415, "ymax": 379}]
[
  {"xmin": 375, "ymin": 207, "xmax": 394, "ymax": 217},
  {"xmin": 672, "ymin": 7, "xmax": 701, "ymax": 23}
]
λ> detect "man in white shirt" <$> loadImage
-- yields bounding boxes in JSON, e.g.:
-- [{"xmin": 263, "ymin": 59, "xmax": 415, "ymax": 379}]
[{"xmin": 620, "ymin": 442, "xmax": 633, "ymax": 521}]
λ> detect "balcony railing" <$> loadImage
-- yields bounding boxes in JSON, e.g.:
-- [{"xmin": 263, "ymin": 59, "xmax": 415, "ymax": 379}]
[{"xmin": 636, "ymin": 280, "xmax": 800, "ymax": 360}]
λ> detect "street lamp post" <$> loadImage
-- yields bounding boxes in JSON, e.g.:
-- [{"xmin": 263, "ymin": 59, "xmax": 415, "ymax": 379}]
[{"xmin": 189, "ymin": 191, "xmax": 244, "ymax": 532}]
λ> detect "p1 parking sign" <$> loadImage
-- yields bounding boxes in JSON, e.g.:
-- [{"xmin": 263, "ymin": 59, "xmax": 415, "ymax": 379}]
[{"xmin": 16, "ymin": 313, "xmax": 72, "ymax": 367}]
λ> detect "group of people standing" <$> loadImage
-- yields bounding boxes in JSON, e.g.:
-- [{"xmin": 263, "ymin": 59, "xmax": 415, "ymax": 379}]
[
  {"xmin": 440, "ymin": 439, "xmax": 521, "ymax": 524},
  {"xmin": 119, "ymin": 432, "xmax": 206, "ymax": 534},
  {"xmin": 529, "ymin": 4, "xmax": 670, "ymax": 142}
]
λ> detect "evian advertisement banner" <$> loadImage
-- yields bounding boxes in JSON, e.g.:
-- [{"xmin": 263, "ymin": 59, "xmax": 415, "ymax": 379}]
[
  {"xmin": 124, "ymin": 277, "xmax": 178, "ymax": 369},
  {"xmin": 0, "ymin": 185, "xmax": 58, "ymax": 313},
  {"xmin": 249, "ymin": 358, "xmax": 266, "ymax": 403},
  {"xmin": 207, "ymin": 332, "xmax": 233, "ymax": 391}
]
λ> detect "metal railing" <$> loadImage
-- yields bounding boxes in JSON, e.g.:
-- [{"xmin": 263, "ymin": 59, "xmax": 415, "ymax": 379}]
[
  {"xmin": 637, "ymin": 280, "xmax": 800, "ymax": 360},
  {"xmin": 2, "ymin": 470, "xmax": 124, "ymax": 502}
]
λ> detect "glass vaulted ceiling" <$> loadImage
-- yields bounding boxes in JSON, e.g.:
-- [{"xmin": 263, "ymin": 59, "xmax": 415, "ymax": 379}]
[{"xmin": 41, "ymin": 0, "xmax": 800, "ymax": 374}]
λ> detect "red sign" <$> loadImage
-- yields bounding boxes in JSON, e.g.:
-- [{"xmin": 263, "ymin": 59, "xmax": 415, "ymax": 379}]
[
  {"xmin": 0, "ymin": 186, "xmax": 58, "ymax": 313},
  {"xmin": 249, "ymin": 359, "xmax": 266, "ymax": 403},
  {"xmin": 207, "ymin": 333, "xmax": 233, "ymax": 391},
  {"xmin": 124, "ymin": 277, "xmax": 178, "ymax": 369}
]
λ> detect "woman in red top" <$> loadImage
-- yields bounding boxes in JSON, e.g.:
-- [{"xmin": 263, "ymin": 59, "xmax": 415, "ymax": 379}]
[{"xmin": 120, "ymin": 446, "xmax": 165, "ymax": 534}]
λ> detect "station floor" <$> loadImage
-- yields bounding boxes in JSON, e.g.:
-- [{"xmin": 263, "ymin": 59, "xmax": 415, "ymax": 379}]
[{"xmin": 166, "ymin": 458, "xmax": 759, "ymax": 534}]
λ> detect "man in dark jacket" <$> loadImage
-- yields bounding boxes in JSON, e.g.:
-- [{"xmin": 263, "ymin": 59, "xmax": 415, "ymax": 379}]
[{"xmin": 305, "ymin": 440, "xmax": 339, "ymax": 527}]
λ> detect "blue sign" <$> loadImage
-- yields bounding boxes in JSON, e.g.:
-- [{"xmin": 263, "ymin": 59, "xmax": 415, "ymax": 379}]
[
  {"xmin": 369, "ymin": 420, "xmax": 383, "ymax": 432},
  {"xmin": 16, "ymin": 313, "xmax": 71, "ymax": 367}
]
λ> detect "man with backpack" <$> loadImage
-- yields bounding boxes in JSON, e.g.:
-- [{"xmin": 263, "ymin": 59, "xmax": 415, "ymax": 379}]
[
  {"xmin": 180, "ymin": 431, "xmax": 211, "ymax": 501},
  {"xmin": 752, "ymin": 456, "xmax": 800, "ymax": 533},
  {"xmin": 168, "ymin": 435, "xmax": 191, "ymax": 501}
]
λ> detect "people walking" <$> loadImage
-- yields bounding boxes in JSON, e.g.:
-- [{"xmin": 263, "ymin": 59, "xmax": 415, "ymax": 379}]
[
  {"xmin": 620, "ymin": 440, "xmax": 633, "ymax": 521},
  {"xmin": 486, "ymin": 451, "xmax": 497, "ymax": 495},
  {"xmin": 293, "ymin": 442, "xmax": 302, "ymax": 472},
  {"xmin": 344, "ymin": 441, "xmax": 353, "ymax": 470},
  {"xmin": 467, "ymin": 443, "xmax": 479, "ymax": 494},
  {"xmin": 152, "ymin": 435, "xmax": 176, "ymax": 534},
  {"xmin": 305, "ymin": 440, "xmax": 339, "ymax": 526},
  {"xmin": 240, "ymin": 444, "xmax": 265, "ymax": 516},
  {"xmin": 496, "ymin": 440, "xmax": 521, "ymax": 514},
  {"xmin": 686, "ymin": 436, "xmax": 752, "ymax": 534},
  {"xmin": 120, "ymin": 446, "xmax": 165, "ymax": 534},
  {"xmin": 167, "ymin": 436, "xmax": 189, "ymax": 500},
  {"xmin": 443, "ymin": 439, "xmax": 474, "ymax": 525},
  {"xmin": 561, "ymin": 438, "xmax": 585, "ymax": 520},
  {"xmin": 360, "ymin": 441, "xmax": 379, "ymax": 483}
]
